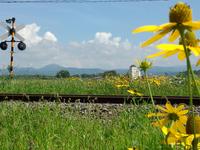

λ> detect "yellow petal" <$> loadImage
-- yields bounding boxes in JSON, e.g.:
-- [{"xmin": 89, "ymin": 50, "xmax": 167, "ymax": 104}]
[
  {"xmin": 157, "ymin": 105, "xmax": 168, "ymax": 112},
  {"xmin": 147, "ymin": 112, "xmax": 166, "ymax": 118},
  {"xmin": 128, "ymin": 148, "xmax": 138, "ymax": 150},
  {"xmin": 166, "ymin": 133, "xmax": 179, "ymax": 144},
  {"xmin": 136, "ymin": 92, "xmax": 143, "ymax": 96},
  {"xmin": 177, "ymin": 109, "xmax": 189, "ymax": 115},
  {"xmin": 185, "ymin": 135, "xmax": 194, "ymax": 147},
  {"xmin": 132, "ymin": 25, "xmax": 158, "ymax": 33},
  {"xmin": 152, "ymin": 118, "xmax": 168, "ymax": 127},
  {"xmin": 156, "ymin": 44, "xmax": 183, "ymax": 51},
  {"xmin": 165, "ymin": 101, "xmax": 174, "ymax": 112},
  {"xmin": 196, "ymin": 59, "xmax": 200, "ymax": 66},
  {"xmin": 158, "ymin": 23, "xmax": 176, "ymax": 31},
  {"xmin": 177, "ymin": 51, "xmax": 186, "ymax": 61},
  {"xmin": 146, "ymin": 51, "xmax": 166, "ymax": 58},
  {"xmin": 161, "ymin": 126, "xmax": 169, "ymax": 135},
  {"xmin": 168, "ymin": 29, "xmax": 180, "ymax": 42},
  {"xmin": 141, "ymin": 29, "xmax": 171, "ymax": 47},
  {"xmin": 183, "ymin": 21, "xmax": 200, "ymax": 30},
  {"xmin": 127, "ymin": 89, "xmax": 135, "ymax": 94},
  {"xmin": 169, "ymin": 126, "xmax": 180, "ymax": 135},
  {"xmin": 179, "ymin": 116, "xmax": 188, "ymax": 125},
  {"xmin": 173, "ymin": 121, "xmax": 186, "ymax": 133},
  {"xmin": 188, "ymin": 46, "xmax": 200, "ymax": 56},
  {"xmin": 162, "ymin": 50, "xmax": 179, "ymax": 58},
  {"xmin": 195, "ymin": 134, "xmax": 200, "ymax": 138},
  {"xmin": 175, "ymin": 104, "xmax": 185, "ymax": 112}
]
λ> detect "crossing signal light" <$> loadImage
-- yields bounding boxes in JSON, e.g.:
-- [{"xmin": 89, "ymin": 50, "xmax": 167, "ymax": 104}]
[
  {"xmin": 0, "ymin": 41, "xmax": 7, "ymax": 50},
  {"xmin": 18, "ymin": 41, "xmax": 26, "ymax": 50}
]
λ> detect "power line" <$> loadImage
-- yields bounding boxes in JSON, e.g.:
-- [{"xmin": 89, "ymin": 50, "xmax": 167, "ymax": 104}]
[{"xmin": 0, "ymin": 0, "xmax": 168, "ymax": 3}]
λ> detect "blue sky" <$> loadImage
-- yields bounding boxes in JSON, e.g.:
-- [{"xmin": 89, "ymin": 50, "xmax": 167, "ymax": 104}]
[{"xmin": 0, "ymin": 0, "xmax": 199, "ymax": 69}]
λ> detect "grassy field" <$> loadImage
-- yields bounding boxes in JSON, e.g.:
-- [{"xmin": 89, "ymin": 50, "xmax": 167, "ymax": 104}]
[
  {"xmin": 0, "ymin": 75, "xmax": 198, "ymax": 96},
  {"xmin": 0, "ymin": 75, "xmax": 199, "ymax": 149},
  {"xmin": 0, "ymin": 102, "xmax": 171, "ymax": 150}
]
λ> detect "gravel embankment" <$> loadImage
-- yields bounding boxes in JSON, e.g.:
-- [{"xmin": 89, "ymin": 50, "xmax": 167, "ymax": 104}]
[
  {"xmin": 2, "ymin": 101, "xmax": 200, "ymax": 118},
  {"xmin": 1, "ymin": 101, "xmax": 136, "ymax": 118}
]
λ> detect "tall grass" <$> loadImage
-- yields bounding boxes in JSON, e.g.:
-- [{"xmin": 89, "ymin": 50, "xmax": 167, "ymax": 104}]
[{"xmin": 0, "ymin": 102, "xmax": 170, "ymax": 150}]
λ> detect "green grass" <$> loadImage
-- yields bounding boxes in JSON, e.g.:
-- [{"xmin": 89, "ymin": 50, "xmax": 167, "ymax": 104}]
[
  {"xmin": 0, "ymin": 75, "xmax": 198, "ymax": 96},
  {"xmin": 0, "ymin": 102, "xmax": 170, "ymax": 150},
  {"xmin": 0, "ymin": 76, "xmax": 194, "ymax": 149},
  {"xmin": 0, "ymin": 78, "xmax": 120, "ymax": 95}
]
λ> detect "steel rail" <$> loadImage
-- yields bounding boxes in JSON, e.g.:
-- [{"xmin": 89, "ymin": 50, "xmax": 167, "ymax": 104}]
[{"xmin": 0, "ymin": 93, "xmax": 200, "ymax": 105}]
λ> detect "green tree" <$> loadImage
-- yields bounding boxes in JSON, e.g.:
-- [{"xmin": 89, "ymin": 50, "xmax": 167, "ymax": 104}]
[
  {"xmin": 56, "ymin": 70, "xmax": 70, "ymax": 78},
  {"xmin": 102, "ymin": 70, "xmax": 117, "ymax": 77}
]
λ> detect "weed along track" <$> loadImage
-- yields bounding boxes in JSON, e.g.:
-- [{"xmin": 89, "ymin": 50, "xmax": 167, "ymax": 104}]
[{"xmin": 0, "ymin": 93, "xmax": 200, "ymax": 105}]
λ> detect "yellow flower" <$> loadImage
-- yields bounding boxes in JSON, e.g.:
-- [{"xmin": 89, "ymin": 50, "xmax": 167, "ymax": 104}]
[
  {"xmin": 68, "ymin": 77, "xmax": 81, "ymax": 81},
  {"xmin": 162, "ymin": 125, "xmax": 200, "ymax": 149},
  {"xmin": 147, "ymin": 43, "xmax": 200, "ymax": 61},
  {"xmin": 127, "ymin": 89, "xmax": 143, "ymax": 96},
  {"xmin": 147, "ymin": 101, "xmax": 188, "ymax": 132},
  {"xmin": 161, "ymin": 126, "xmax": 195, "ymax": 149},
  {"xmin": 116, "ymin": 84, "xmax": 129, "ymax": 88},
  {"xmin": 114, "ymin": 76, "xmax": 130, "ymax": 88},
  {"xmin": 148, "ymin": 77, "xmax": 161, "ymax": 86},
  {"xmin": 128, "ymin": 148, "xmax": 138, "ymax": 150},
  {"xmin": 132, "ymin": 2, "xmax": 200, "ymax": 47},
  {"xmin": 137, "ymin": 59, "xmax": 152, "ymax": 72},
  {"xmin": 152, "ymin": 79, "xmax": 160, "ymax": 86}
]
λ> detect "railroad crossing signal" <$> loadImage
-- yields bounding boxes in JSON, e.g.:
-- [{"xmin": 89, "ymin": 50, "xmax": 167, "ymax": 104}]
[{"xmin": 0, "ymin": 17, "xmax": 26, "ymax": 78}]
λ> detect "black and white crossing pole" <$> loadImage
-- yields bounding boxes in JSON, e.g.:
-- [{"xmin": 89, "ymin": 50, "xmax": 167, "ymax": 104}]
[{"xmin": 0, "ymin": 17, "xmax": 26, "ymax": 78}]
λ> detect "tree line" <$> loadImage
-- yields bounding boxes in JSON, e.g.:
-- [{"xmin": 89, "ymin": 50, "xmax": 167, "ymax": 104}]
[{"xmin": 56, "ymin": 70, "xmax": 119, "ymax": 78}]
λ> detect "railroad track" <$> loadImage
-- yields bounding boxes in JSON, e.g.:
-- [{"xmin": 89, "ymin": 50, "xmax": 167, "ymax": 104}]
[{"xmin": 0, "ymin": 93, "xmax": 200, "ymax": 105}]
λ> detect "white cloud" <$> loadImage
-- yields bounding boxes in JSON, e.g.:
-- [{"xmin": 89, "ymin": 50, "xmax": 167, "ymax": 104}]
[
  {"xmin": 18, "ymin": 23, "xmax": 57, "ymax": 47},
  {"xmin": 95, "ymin": 32, "xmax": 112, "ymax": 43},
  {"xmin": 15, "ymin": 29, "xmax": 135, "ymax": 69},
  {"xmin": 87, "ymin": 32, "xmax": 125, "ymax": 48},
  {"xmin": 44, "ymin": 32, "xmax": 57, "ymax": 42},
  {"xmin": 0, "ymin": 23, "xmax": 198, "ymax": 70}
]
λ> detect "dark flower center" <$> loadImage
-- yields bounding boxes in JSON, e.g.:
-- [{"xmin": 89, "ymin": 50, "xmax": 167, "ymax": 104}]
[
  {"xmin": 169, "ymin": 2, "xmax": 192, "ymax": 23},
  {"xmin": 168, "ymin": 113, "xmax": 179, "ymax": 121}
]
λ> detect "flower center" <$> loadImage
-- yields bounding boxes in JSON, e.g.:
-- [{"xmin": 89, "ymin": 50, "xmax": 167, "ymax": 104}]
[
  {"xmin": 169, "ymin": 2, "xmax": 192, "ymax": 23},
  {"xmin": 168, "ymin": 113, "xmax": 179, "ymax": 121}
]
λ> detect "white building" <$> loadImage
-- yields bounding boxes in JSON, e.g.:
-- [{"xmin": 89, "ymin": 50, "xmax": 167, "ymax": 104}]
[{"xmin": 129, "ymin": 65, "xmax": 141, "ymax": 80}]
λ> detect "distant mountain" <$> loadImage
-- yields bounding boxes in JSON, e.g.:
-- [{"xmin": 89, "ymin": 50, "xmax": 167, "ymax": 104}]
[
  {"xmin": 0, "ymin": 64, "xmax": 199, "ymax": 76},
  {"xmin": 37, "ymin": 64, "xmax": 68, "ymax": 75},
  {"xmin": 113, "ymin": 65, "xmax": 199, "ymax": 75},
  {"xmin": 149, "ymin": 65, "xmax": 199, "ymax": 75},
  {"xmin": 0, "ymin": 64, "xmax": 105, "ymax": 76}
]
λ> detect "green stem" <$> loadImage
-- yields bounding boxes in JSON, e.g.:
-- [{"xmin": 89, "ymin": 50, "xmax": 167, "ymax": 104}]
[
  {"xmin": 179, "ymin": 28, "xmax": 197, "ymax": 150},
  {"xmin": 179, "ymin": 28, "xmax": 193, "ymax": 108},
  {"xmin": 144, "ymin": 71, "xmax": 155, "ymax": 106}
]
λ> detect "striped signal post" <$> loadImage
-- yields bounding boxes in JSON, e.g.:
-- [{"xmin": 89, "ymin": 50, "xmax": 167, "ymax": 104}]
[
  {"xmin": 10, "ymin": 18, "xmax": 15, "ymax": 78},
  {"xmin": 0, "ymin": 17, "xmax": 26, "ymax": 79}
]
